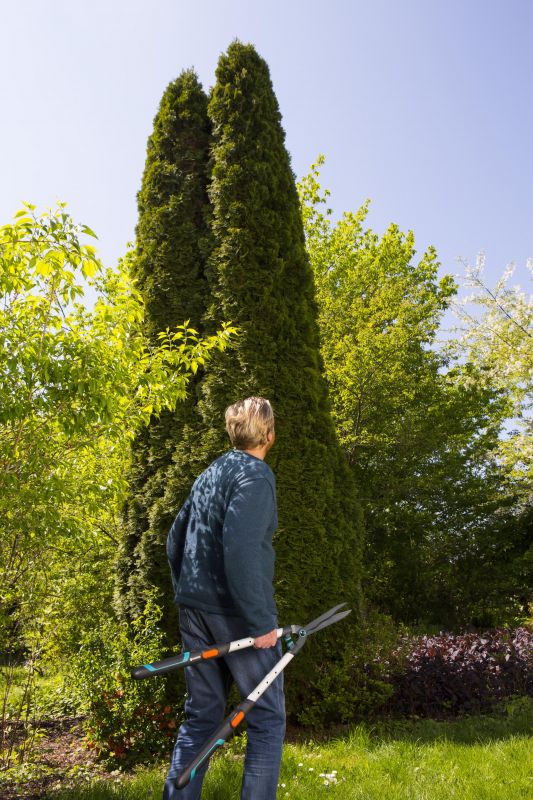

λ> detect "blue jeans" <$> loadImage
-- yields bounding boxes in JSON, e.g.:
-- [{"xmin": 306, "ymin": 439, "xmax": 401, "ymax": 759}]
[{"xmin": 163, "ymin": 606, "xmax": 286, "ymax": 800}]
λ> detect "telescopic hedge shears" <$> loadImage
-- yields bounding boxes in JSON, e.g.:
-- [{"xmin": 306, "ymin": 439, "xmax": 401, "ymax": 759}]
[{"xmin": 131, "ymin": 602, "xmax": 351, "ymax": 789}]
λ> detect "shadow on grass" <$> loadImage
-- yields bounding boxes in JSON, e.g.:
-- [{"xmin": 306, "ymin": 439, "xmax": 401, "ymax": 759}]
[
  {"xmin": 284, "ymin": 696, "xmax": 533, "ymax": 749},
  {"xmin": 331, "ymin": 696, "xmax": 533, "ymax": 748}
]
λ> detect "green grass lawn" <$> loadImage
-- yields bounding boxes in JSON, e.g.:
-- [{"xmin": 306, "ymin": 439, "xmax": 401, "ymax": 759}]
[{"xmin": 46, "ymin": 696, "xmax": 533, "ymax": 799}]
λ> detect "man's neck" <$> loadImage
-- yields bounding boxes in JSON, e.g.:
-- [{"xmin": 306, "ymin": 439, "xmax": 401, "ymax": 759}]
[{"xmin": 240, "ymin": 446, "xmax": 268, "ymax": 461}]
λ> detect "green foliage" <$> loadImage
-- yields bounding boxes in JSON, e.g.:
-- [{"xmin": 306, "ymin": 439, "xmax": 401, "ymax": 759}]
[
  {"xmin": 298, "ymin": 156, "xmax": 457, "ymax": 461},
  {"xmin": 0, "ymin": 665, "xmax": 79, "ymax": 725},
  {"xmin": 133, "ymin": 69, "xmax": 212, "ymax": 345},
  {"xmin": 447, "ymin": 256, "xmax": 532, "ymax": 505},
  {"xmin": 69, "ymin": 600, "xmax": 182, "ymax": 766},
  {"xmin": 115, "ymin": 70, "xmax": 217, "ymax": 642},
  {"xmin": 178, "ymin": 41, "xmax": 365, "ymax": 717},
  {"xmin": 442, "ymin": 257, "xmax": 532, "ymax": 625},
  {"xmin": 119, "ymin": 44, "xmax": 367, "ymax": 721},
  {"xmin": 297, "ymin": 605, "xmax": 405, "ymax": 726},
  {"xmin": 298, "ymin": 158, "xmax": 528, "ymax": 629},
  {"xmin": 0, "ymin": 650, "xmax": 43, "ymax": 773},
  {"xmin": 0, "ymin": 203, "xmax": 234, "ymax": 662}
]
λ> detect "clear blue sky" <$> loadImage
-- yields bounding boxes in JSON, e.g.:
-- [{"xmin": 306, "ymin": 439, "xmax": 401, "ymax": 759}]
[{"xmin": 2, "ymin": 0, "xmax": 532, "ymax": 315}]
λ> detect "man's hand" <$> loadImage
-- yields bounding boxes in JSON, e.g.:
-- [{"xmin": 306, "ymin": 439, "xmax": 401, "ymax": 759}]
[{"xmin": 253, "ymin": 628, "xmax": 278, "ymax": 648}]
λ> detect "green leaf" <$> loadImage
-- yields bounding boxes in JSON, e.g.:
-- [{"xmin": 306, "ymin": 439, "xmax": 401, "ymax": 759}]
[
  {"xmin": 81, "ymin": 260, "xmax": 97, "ymax": 279},
  {"xmin": 81, "ymin": 225, "xmax": 98, "ymax": 239},
  {"xmin": 34, "ymin": 259, "xmax": 53, "ymax": 278}
]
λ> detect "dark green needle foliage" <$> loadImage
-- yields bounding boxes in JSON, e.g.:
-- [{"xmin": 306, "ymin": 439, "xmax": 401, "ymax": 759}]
[
  {"xmin": 114, "ymin": 70, "xmax": 212, "ymax": 640},
  {"xmin": 190, "ymin": 41, "xmax": 365, "ymax": 717}
]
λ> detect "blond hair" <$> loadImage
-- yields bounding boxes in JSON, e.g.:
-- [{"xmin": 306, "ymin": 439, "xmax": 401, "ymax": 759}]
[{"xmin": 225, "ymin": 397, "xmax": 275, "ymax": 449}]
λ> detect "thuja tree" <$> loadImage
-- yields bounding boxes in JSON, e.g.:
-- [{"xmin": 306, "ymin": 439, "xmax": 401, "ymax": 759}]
[
  {"xmin": 161, "ymin": 41, "xmax": 365, "ymax": 718},
  {"xmin": 115, "ymin": 70, "xmax": 214, "ymax": 637}
]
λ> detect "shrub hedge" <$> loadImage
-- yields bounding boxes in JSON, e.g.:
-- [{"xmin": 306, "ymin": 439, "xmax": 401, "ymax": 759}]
[{"xmin": 373, "ymin": 626, "xmax": 533, "ymax": 719}]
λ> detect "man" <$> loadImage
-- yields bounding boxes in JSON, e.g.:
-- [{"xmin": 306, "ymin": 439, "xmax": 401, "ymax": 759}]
[{"xmin": 163, "ymin": 397, "xmax": 285, "ymax": 800}]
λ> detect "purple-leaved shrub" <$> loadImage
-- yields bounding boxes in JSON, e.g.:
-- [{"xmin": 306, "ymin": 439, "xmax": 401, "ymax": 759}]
[{"xmin": 374, "ymin": 626, "xmax": 533, "ymax": 718}]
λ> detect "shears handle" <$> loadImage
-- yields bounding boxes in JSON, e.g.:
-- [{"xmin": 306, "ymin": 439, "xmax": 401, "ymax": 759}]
[
  {"xmin": 175, "ymin": 698, "xmax": 255, "ymax": 789},
  {"xmin": 130, "ymin": 625, "xmax": 295, "ymax": 680}
]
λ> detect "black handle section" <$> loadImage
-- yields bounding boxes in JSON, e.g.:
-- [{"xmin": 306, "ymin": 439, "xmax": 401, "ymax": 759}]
[
  {"xmin": 131, "ymin": 654, "xmax": 189, "ymax": 680},
  {"xmin": 130, "ymin": 641, "xmax": 232, "ymax": 680},
  {"xmin": 175, "ymin": 698, "xmax": 255, "ymax": 789}
]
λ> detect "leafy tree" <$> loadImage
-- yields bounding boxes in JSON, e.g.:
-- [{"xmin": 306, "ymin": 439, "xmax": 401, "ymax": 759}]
[
  {"xmin": 152, "ymin": 42, "xmax": 365, "ymax": 719},
  {"xmin": 298, "ymin": 156, "xmax": 457, "ymax": 463},
  {"xmin": 447, "ymin": 255, "xmax": 532, "ymax": 506},
  {"xmin": 114, "ymin": 70, "xmax": 216, "ymax": 636},
  {"xmin": 0, "ymin": 204, "xmax": 232, "ymax": 657},
  {"xmin": 443, "ymin": 256, "xmax": 533, "ymax": 623},
  {"xmin": 298, "ymin": 159, "xmax": 524, "ymax": 629}
]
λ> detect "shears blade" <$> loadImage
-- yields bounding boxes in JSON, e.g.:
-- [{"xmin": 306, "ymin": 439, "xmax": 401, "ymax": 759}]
[
  {"xmin": 304, "ymin": 603, "xmax": 351, "ymax": 635},
  {"xmin": 306, "ymin": 608, "xmax": 351, "ymax": 635}
]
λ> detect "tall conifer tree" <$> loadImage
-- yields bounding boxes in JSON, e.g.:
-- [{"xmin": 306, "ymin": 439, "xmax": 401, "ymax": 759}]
[
  {"xmin": 171, "ymin": 41, "xmax": 365, "ymax": 714},
  {"xmin": 114, "ymin": 70, "xmax": 211, "ymax": 638},
  {"xmin": 119, "ymin": 44, "xmax": 365, "ymax": 716}
]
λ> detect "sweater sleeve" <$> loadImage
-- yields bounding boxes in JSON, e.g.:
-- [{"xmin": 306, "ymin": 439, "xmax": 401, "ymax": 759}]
[
  {"xmin": 222, "ymin": 477, "xmax": 276, "ymax": 637},
  {"xmin": 166, "ymin": 495, "xmax": 192, "ymax": 597}
]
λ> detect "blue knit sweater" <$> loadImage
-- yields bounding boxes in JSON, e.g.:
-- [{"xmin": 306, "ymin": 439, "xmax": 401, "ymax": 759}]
[{"xmin": 166, "ymin": 449, "xmax": 278, "ymax": 637}]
